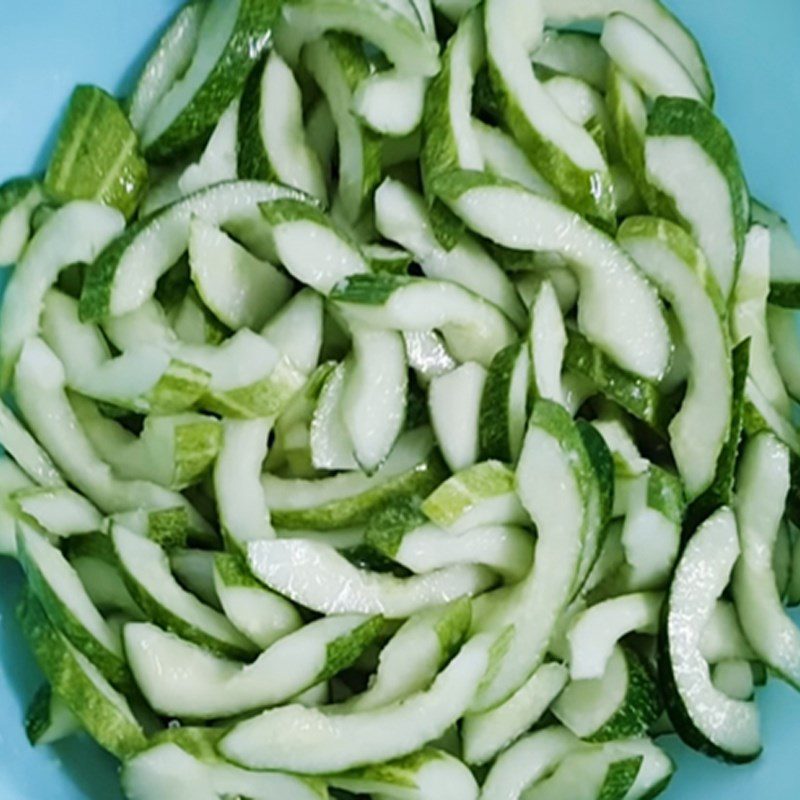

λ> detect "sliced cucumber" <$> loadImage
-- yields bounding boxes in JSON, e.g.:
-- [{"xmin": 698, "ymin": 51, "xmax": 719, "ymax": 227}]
[
  {"xmin": 660, "ymin": 507, "xmax": 761, "ymax": 762},
  {"xmin": 421, "ymin": 460, "xmax": 528, "ymax": 534},
  {"xmin": 600, "ymin": 13, "xmax": 703, "ymax": 102},
  {"xmin": 331, "ymin": 273, "xmax": 516, "ymax": 367},
  {"xmin": 188, "ymin": 216, "xmax": 292, "ymax": 330},
  {"xmin": 643, "ymin": 97, "xmax": 749, "ymax": 299},
  {"xmin": 732, "ymin": 432, "xmax": 800, "ymax": 689},
  {"xmin": 712, "ymin": 660, "xmax": 755, "ymax": 702},
  {"xmin": 732, "ymin": 225, "xmax": 791, "ymax": 415},
  {"xmin": 261, "ymin": 288, "xmax": 325, "ymax": 374},
  {"xmin": 0, "ymin": 458, "xmax": 35, "ymax": 556},
  {"xmin": 18, "ymin": 591, "xmax": 146, "ymax": 759},
  {"xmin": 264, "ymin": 427, "xmax": 444, "ymax": 529},
  {"xmin": 121, "ymin": 739, "xmax": 326, "ymax": 800},
  {"xmin": 592, "ymin": 420, "xmax": 648, "ymax": 479},
  {"xmin": 338, "ymin": 599, "xmax": 471, "ymax": 712},
  {"xmin": 25, "ymin": 683, "xmax": 81, "ymax": 746},
  {"xmin": 752, "ymin": 200, "xmax": 800, "ymax": 307},
  {"xmin": 0, "ymin": 200, "xmax": 124, "ymax": 384},
  {"xmin": 403, "ymin": 330, "xmax": 458, "ymax": 384},
  {"xmin": 355, "ymin": 71, "xmax": 428, "ymax": 138},
  {"xmin": 433, "ymin": 171, "xmax": 670, "ymax": 380},
  {"xmin": 428, "ymin": 363, "xmax": 487, "ymax": 472},
  {"xmin": 462, "ymin": 663, "xmax": 569, "ymax": 766},
  {"xmin": 112, "ymin": 524, "xmax": 253, "ymax": 659},
  {"xmin": 247, "ymin": 538, "xmax": 495, "ymax": 617},
  {"xmin": 45, "ymin": 85, "xmax": 148, "ymax": 219},
  {"xmin": 0, "ymin": 178, "xmax": 45, "ymax": 265},
  {"xmin": 373, "ymin": 178, "xmax": 526, "ymax": 327},
  {"xmin": 0, "ymin": 402, "xmax": 63, "ymax": 488},
  {"xmin": 125, "ymin": 614, "xmax": 382, "ymax": 719},
  {"xmin": 541, "ymin": 0, "xmax": 713, "ymax": 103},
  {"xmin": 699, "ymin": 601, "xmax": 756, "ymax": 665},
  {"xmin": 534, "ymin": 30, "xmax": 609, "ymax": 92},
  {"xmin": 218, "ymin": 633, "xmax": 493, "ymax": 772},
  {"xmin": 303, "ymin": 34, "xmax": 382, "ymax": 224},
  {"xmin": 140, "ymin": 0, "xmax": 278, "ymax": 160},
  {"xmin": 214, "ymin": 418, "xmax": 274, "ymax": 549},
  {"xmin": 767, "ymin": 306, "xmax": 800, "ymax": 401},
  {"xmin": 80, "ymin": 180, "xmax": 304, "ymax": 321},
  {"xmin": 483, "ymin": 0, "xmax": 614, "ymax": 227},
  {"xmin": 567, "ymin": 593, "xmax": 663, "ymax": 680},
  {"xmin": 169, "ymin": 549, "xmax": 220, "ymax": 608},
  {"xmin": 12, "ymin": 486, "xmax": 101, "ymax": 538},
  {"xmin": 237, "ymin": 51, "xmax": 327, "ymax": 201},
  {"xmin": 310, "ymin": 361, "xmax": 359, "ymax": 471},
  {"xmin": 343, "ymin": 326, "xmax": 408, "ymax": 471},
  {"xmin": 480, "ymin": 726, "xmax": 582, "ymax": 800},
  {"xmin": 528, "ymin": 280, "xmax": 567, "ymax": 405},
  {"xmin": 553, "ymin": 645, "xmax": 661, "ymax": 741}
]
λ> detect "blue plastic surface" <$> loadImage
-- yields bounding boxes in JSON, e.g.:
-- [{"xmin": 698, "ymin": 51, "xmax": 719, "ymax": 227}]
[{"xmin": 0, "ymin": 1, "xmax": 799, "ymax": 798}]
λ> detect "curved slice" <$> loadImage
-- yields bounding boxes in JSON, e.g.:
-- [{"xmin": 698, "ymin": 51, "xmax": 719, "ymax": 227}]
[
  {"xmin": 124, "ymin": 615, "xmax": 382, "ymax": 719},
  {"xmin": 0, "ymin": 178, "xmax": 45, "ymax": 266},
  {"xmin": 0, "ymin": 401, "xmax": 63, "ymax": 487},
  {"xmin": 433, "ymin": 171, "xmax": 670, "ymax": 380},
  {"xmin": 733, "ymin": 433, "xmax": 800, "ymax": 689},
  {"xmin": 660, "ymin": 507, "xmax": 761, "ymax": 762},
  {"xmin": 219, "ymin": 634, "xmax": 493, "ymax": 772},
  {"xmin": 618, "ymin": 216, "xmax": 731, "ymax": 498},
  {"xmin": 541, "ymin": 0, "xmax": 713, "ymax": 103},
  {"xmin": 246, "ymin": 538, "xmax": 495, "ymax": 618},
  {"xmin": 355, "ymin": 71, "xmax": 428, "ymax": 138}
]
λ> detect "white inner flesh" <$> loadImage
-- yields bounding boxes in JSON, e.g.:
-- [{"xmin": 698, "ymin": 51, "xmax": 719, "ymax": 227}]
[
  {"xmin": 530, "ymin": 280, "xmax": 567, "ymax": 404},
  {"xmin": 310, "ymin": 362, "xmax": 359, "ymax": 471},
  {"xmin": 261, "ymin": 289, "xmax": 324, "ymax": 374},
  {"xmin": 15, "ymin": 488, "xmax": 103, "ymax": 537},
  {"xmin": 0, "ymin": 402, "xmax": 63, "ymax": 487},
  {"xmin": 179, "ymin": 98, "xmax": 239, "ymax": 196},
  {"xmin": 0, "ymin": 185, "xmax": 44, "ymax": 264},
  {"xmin": 768, "ymin": 307, "xmax": 800, "ymax": 400},
  {"xmin": 354, "ymin": 72, "xmax": 427, "ymax": 137}
]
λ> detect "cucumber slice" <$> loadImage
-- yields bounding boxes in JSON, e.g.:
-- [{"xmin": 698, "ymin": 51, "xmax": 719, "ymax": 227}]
[
  {"xmin": 18, "ymin": 525, "xmax": 132, "ymax": 691},
  {"xmin": 25, "ymin": 683, "xmax": 81, "ymax": 746},
  {"xmin": 553, "ymin": 645, "xmax": 661, "ymax": 741},
  {"xmin": 428, "ymin": 363, "xmax": 487, "ymax": 472},
  {"xmin": 743, "ymin": 375, "xmax": 800, "ymax": 455},
  {"xmin": 0, "ymin": 201, "xmax": 124, "ymax": 384},
  {"xmin": 600, "ymin": 13, "xmax": 703, "ymax": 101},
  {"xmin": 331, "ymin": 273, "xmax": 517, "ymax": 368},
  {"xmin": 329, "ymin": 748, "xmax": 478, "ymax": 800},
  {"xmin": 213, "ymin": 553, "xmax": 302, "ymax": 650},
  {"xmin": 767, "ymin": 306, "xmax": 800, "ymax": 401},
  {"xmin": 343, "ymin": 327, "xmax": 408, "ymax": 471},
  {"xmin": 567, "ymin": 593, "xmax": 663, "ymax": 680},
  {"xmin": 18, "ymin": 591, "xmax": 146, "ymax": 759},
  {"xmin": 310, "ymin": 361, "xmax": 359, "ymax": 471},
  {"xmin": 462, "ymin": 663, "xmax": 569, "ymax": 766},
  {"xmin": 246, "ymin": 538, "xmax": 495, "ymax": 617},
  {"xmin": 79, "ymin": 180, "xmax": 304, "ymax": 321},
  {"xmin": 264, "ymin": 427, "xmax": 444, "ymax": 529},
  {"xmin": 541, "ymin": 0, "xmax": 713, "ymax": 103},
  {"xmin": 278, "ymin": 0, "xmax": 440, "ymax": 76},
  {"xmin": 303, "ymin": 34, "xmax": 382, "ymax": 224},
  {"xmin": 111, "ymin": 525, "xmax": 253, "ymax": 659},
  {"xmin": 619, "ymin": 216, "xmax": 731, "ymax": 497},
  {"xmin": 127, "ymin": 1, "xmax": 205, "ymax": 133},
  {"xmin": 470, "ymin": 402, "xmax": 595, "ymax": 711},
  {"xmin": 643, "ymin": 97, "xmax": 749, "ymax": 299},
  {"xmin": 0, "ymin": 402, "xmax": 64, "ymax": 488},
  {"xmin": 45, "ymin": 86, "xmax": 148, "ymax": 219},
  {"xmin": 140, "ymin": 0, "xmax": 278, "ymax": 160},
  {"xmin": 125, "ymin": 614, "xmax": 382, "ymax": 719},
  {"xmin": 543, "ymin": 74, "xmax": 612, "ymax": 142},
  {"xmin": 472, "ymin": 119, "xmax": 558, "ymax": 199},
  {"xmin": 420, "ymin": 10, "xmax": 483, "ymax": 190},
  {"xmin": 433, "ymin": 171, "xmax": 670, "ymax": 380},
  {"xmin": 592, "ymin": 420, "xmax": 648, "ymax": 479},
  {"xmin": 480, "ymin": 726, "xmax": 582, "ymax": 800},
  {"xmin": 421, "ymin": 460, "xmax": 528, "ymax": 534},
  {"xmin": 338, "ymin": 599, "xmax": 471, "ymax": 712},
  {"xmin": 261, "ymin": 289, "xmax": 325, "ymax": 374},
  {"xmin": 534, "ymin": 31, "xmax": 609, "ymax": 92},
  {"xmin": 606, "ymin": 63, "xmax": 648, "ymax": 180},
  {"xmin": 732, "ymin": 225, "xmax": 791, "ymax": 415},
  {"xmin": 712, "ymin": 660, "xmax": 755, "ymax": 702},
  {"xmin": 13, "ymin": 339, "xmax": 211, "ymax": 535},
  {"xmin": 218, "ymin": 633, "xmax": 493, "ymax": 772},
  {"xmin": 12, "ymin": 487, "xmax": 102, "ymax": 538},
  {"xmin": 732, "ymin": 433, "xmax": 800, "ymax": 689},
  {"xmin": 0, "ymin": 458, "xmax": 35, "ymax": 556},
  {"xmin": 214, "ymin": 419, "xmax": 275, "ymax": 548},
  {"xmin": 700, "ymin": 601, "xmax": 756, "ymax": 665},
  {"xmin": 483, "ymin": 0, "xmax": 614, "ymax": 227},
  {"xmin": 660, "ymin": 506, "xmax": 761, "ymax": 762},
  {"xmin": 373, "ymin": 178, "xmax": 527, "ymax": 327},
  {"xmin": 404, "ymin": 331, "xmax": 458, "ymax": 384},
  {"xmin": 238, "ymin": 52, "xmax": 327, "ymax": 201},
  {"xmin": 355, "ymin": 71, "xmax": 428, "ymax": 138},
  {"xmin": 169, "ymin": 549, "xmax": 220, "ymax": 608},
  {"xmin": 121, "ymin": 739, "xmax": 326, "ymax": 800},
  {"xmin": 478, "ymin": 343, "xmax": 530, "ymax": 464},
  {"xmin": 0, "ymin": 178, "xmax": 45, "ymax": 265},
  {"xmin": 528, "ymin": 280, "xmax": 567, "ymax": 405},
  {"xmin": 752, "ymin": 200, "xmax": 800, "ymax": 307},
  {"xmin": 70, "ymin": 553, "xmax": 142, "ymax": 619},
  {"xmin": 261, "ymin": 198, "xmax": 369, "ymax": 294}
]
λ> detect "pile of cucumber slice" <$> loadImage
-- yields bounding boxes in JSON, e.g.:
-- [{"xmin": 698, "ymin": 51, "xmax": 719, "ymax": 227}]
[{"xmin": 2, "ymin": 0, "xmax": 800, "ymax": 798}]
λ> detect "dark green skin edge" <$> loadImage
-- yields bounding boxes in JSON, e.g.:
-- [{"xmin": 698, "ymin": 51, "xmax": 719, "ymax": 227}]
[
  {"xmin": 478, "ymin": 342, "xmax": 525, "ymax": 463},
  {"xmin": 598, "ymin": 756, "xmax": 643, "ymax": 800},
  {"xmin": 25, "ymin": 684, "xmax": 60, "ymax": 745},
  {"xmin": 0, "ymin": 177, "xmax": 39, "ymax": 221},
  {"xmin": 330, "ymin": 272, "xmax": 413, "ymax": 305},
  {"xmin": 769, "ymin": 283, "xmax": 800, "ymax": 309},
  {"xmin": 236, "ymin": 52, "xmax": 273, "ymax": 181}
]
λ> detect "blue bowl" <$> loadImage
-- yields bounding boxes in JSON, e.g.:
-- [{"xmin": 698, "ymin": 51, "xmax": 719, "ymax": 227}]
[{"xmin": 1, "ymin": 1, "xmax": 799, "ymax": 798}]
